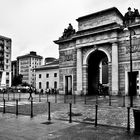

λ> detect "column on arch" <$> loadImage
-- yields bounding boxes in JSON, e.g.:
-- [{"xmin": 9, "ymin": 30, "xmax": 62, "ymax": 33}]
[
  {"xmin": 112, "ymin": 42, "xmax": 119, "ymax": 95},
  {"xmin": 76, "ymin": 48, "xmax": 83, "ymax": 95}
]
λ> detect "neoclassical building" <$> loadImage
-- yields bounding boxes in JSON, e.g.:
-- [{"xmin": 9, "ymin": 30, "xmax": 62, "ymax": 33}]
[
  {"xmin": 35, "ymin": 59, "xmax": 59, "ymax": 93},
  {"xmin": 54, "ymin": 7, "xmax": 140, "ymax": 96}
]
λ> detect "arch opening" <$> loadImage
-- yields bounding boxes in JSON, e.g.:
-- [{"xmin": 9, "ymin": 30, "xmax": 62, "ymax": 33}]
[{"xmin": 88, "ymin": 50, "xmax": 109, "ymax": 95}]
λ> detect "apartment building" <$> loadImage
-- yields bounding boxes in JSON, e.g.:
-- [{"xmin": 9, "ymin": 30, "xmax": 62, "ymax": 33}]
[
  {"xmin": 17, "ymin": 51, "xmax": 43, "ymax": 87},
  {"xmin": 0, "ymin": 35, "xmax": 12, "ymax": 88}
]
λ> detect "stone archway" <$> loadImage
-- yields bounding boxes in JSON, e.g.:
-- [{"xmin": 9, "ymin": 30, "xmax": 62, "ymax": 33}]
[{"xmin": 85, "ymin": 49, "xmax": 110, "ymax": 95}]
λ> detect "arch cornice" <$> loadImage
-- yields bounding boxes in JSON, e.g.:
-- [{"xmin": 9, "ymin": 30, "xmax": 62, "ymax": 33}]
[{"xmin": 83, "ymin": 47, "xmax": 111, "ymax": 65}]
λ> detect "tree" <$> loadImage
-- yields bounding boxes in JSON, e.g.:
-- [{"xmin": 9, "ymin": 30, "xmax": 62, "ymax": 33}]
[{"xmin": 12, "ymin": 74, "xmax": 23, "ymax": 86}]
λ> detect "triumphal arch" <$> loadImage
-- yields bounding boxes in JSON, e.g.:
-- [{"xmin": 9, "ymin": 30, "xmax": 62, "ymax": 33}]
[{"xmin": 54, "ymin": 7, "xmax": 140, "ymax": 96}]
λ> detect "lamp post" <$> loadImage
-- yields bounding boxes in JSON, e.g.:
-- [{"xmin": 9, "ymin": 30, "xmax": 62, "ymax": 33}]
[
  {"xmin": 129, "ymin": 28, "xmax": 134, "ymax": 107},
  {"xmin": 124, "ymin": 7, "xmax": 137, "ymax": 107},
  {"xmin": 124, "ymin": 27, "xmax": 135, "ymax": 108}
]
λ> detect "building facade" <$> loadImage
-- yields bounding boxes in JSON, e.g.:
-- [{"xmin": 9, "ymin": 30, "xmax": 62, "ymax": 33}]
[
  {"xmin": 0, "ymin": 36, "xmax": 12, "ymax": 88},
  {"xmin": 17, "ymin": 51, "xmax": 43, "ymax": 87},
  {"xmin": 54, "ymin": 7, "xmax": 140, "ymax": 96},
  {"xmin": 35, "ymin": 59, "xmax": 59, "ymax": 93},
  {"xmin": 11, "ymin": 60, "xmax": 18, "ymax": 81}
]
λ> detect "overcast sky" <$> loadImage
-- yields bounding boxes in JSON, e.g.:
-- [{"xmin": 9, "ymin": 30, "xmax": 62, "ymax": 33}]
[{"xmin": 0, "ymin": 0, "xmax": 140, "ymax": 61}]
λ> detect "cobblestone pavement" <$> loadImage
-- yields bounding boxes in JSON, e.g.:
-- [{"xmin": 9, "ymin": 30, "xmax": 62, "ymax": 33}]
[
  {"xmin": 0, "ymin": 94, "xmax": 139, "ymax": 128},
  {"xmin": 0, "ymin": 94, "xmax": 140, "ymax": 139},
  {"xmin": 51, "ymin": 103, "xmax": 134, "ymax": 128}
]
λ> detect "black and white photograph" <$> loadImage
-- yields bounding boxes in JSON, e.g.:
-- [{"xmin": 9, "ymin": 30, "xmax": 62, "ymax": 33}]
[{"xmin": 0, "ymin": 0, "xmax": 140, "ymax": 139}]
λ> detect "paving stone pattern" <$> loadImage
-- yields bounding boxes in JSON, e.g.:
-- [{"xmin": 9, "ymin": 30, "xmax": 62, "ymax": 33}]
[{"xmin": 0, "ymin": 94, "xmax": 138, "ymax": 129}]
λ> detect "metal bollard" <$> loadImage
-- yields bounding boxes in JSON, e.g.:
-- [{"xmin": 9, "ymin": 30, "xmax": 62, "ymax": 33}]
[
  {"xmin": 127, "ymin": 107, "xmax": 130, "ymax": 132},
  {"xmin": 16, "ymin": 99, "xmax": 18, "ymax": 116},
  {"xmin": 95, "ymin": 104, "xmax": 98, "ymax": 127},
  {"xmin": 48, "ymin": 102, "xmax": 51, "ymax": 121},
  {"xmin": 69, "ymin": 103, "xmax": 72, "ymax": 123},
  {"xmin": 123, "ymin": 95, "xmax": 125, "ymax": 107},
  {"xmin": 31, "ymin": 99, "xmax": 33, "ymax": 118},
  {"xmin": 3, "ymin": 99, "xmax": 5, "ymax": 113}
]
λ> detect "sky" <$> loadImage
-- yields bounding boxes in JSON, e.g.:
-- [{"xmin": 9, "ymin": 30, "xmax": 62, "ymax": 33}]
[{"xmin": 0, "ymin": 0, "xmax": 140, "ymax": 61}]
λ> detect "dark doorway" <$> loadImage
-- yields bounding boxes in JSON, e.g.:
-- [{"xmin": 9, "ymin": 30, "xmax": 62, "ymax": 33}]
[
  {"xmin": 128, "ymin": 71, "xmax": 138, "ymax": 96},
  {"xmin": 88, "ymin": 50, "xmax": 108, "ymax": 95},
  {"xmin": 65, "ymin": 75, "xmax": 72, "ymax": 95}
]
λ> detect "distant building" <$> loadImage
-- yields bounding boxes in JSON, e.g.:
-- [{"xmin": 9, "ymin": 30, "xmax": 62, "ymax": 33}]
[
  {"xmin": 11, "ymin": 60, "xmax": 18, "ymax": 85},
  {"xmin": 44, "ymin": 57, "xmax": 57, "ymax": 65},
  {"xmin": 0, "ymin": 35, "xmax": 12, "ymax": 88},
  {"xmin": 17, "ymin": 51, "xmax": 43, "ymax": 87},
  {"xmin": 35, "ymin": 59, "xmax": 59, "ymax": 93}
]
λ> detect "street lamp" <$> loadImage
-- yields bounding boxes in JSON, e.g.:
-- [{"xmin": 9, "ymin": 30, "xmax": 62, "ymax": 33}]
[
  {"xmin": 125, "ymin": 27, "xmax": 136, "ymax": 107},
  {"xmin": 123, "ymin": 7, "xmax": 137, "ymax": 107}
]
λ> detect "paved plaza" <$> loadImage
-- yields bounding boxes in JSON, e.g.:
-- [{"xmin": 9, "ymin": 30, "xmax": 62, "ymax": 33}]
[{"xmin": 0, "ymin": 93, "xmax": 140, "ymax": 139}]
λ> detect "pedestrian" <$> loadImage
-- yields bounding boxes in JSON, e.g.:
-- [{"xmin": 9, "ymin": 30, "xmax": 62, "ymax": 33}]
[{"xmin": 28, "ymin": 86, "xmax": 33, "ymax": 100}]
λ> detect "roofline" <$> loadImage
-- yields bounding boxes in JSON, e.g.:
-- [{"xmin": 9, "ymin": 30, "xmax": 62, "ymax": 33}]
[
  {"xmin": 76, "ymin": 7, "xmax": 124, "ymax": 22},
  {"xmin": 34, "ymin": 65, "xmax": 59, "ymax": 71},
  {"xmin": 0, "ymin": 35, "xmax": 12, "ymax": 40},
  {"xmin": 54, "ymin": 22, "xmax": 121, "ymax": 44},
  {"xmin": 17, "ymin": 54, "xmax": 43, "ymax": 59}
]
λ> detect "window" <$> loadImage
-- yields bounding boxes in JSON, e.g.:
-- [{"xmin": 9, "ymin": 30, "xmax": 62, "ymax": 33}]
[
  {"xmin": 39, "ymin": 82, "xmax": 41, "ymax": 88},
  {"xmin": 46, "ymin": 73, "xmax": 49, "ymax": 78},
  {"xmin": 46, "ymin": 82, "xmax": 49, "ymax": 89},
  {"xmin": 6, "ymin": 59, "xmax": 8, "ymax": 63},
  {"xmin": 54, "ymin": 81, "xmax": 57, "ymax": 89},
  {"xmin": 39, "ymin": 74, "xmax": 41, "ymax": 78},
  {"xmin": 6, "ymin": 72, "xmax": 9, "ymax": 75},
  {"xmin": 6, "ymin": 80, "xmax": 9, "ymax": 84},
  {"xmin": 54, "ymin": 73, "xmax": 57, "ymax": 77}
]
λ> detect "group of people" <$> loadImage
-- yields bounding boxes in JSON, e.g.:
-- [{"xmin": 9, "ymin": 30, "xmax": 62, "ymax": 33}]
[
  {"xmin": 45, "ymin": 88, "xmax": 58, "ymax": 95},
  {"xmin": 34, "ymin": 88, "xmax": 58, "ymax": 95}
]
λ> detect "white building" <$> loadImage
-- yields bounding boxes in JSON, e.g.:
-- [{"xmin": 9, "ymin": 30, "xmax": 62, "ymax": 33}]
[
  {"xmin": 35, "ymin": 59, "xmax": 59, "ymax": 93},
  {"xmin": 17, "ymin": 51, "xmax": 43, "ymax": 87},
  {"xmin": 0, "ymin": 36, "xmax": 12, "ymax": 88}
]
